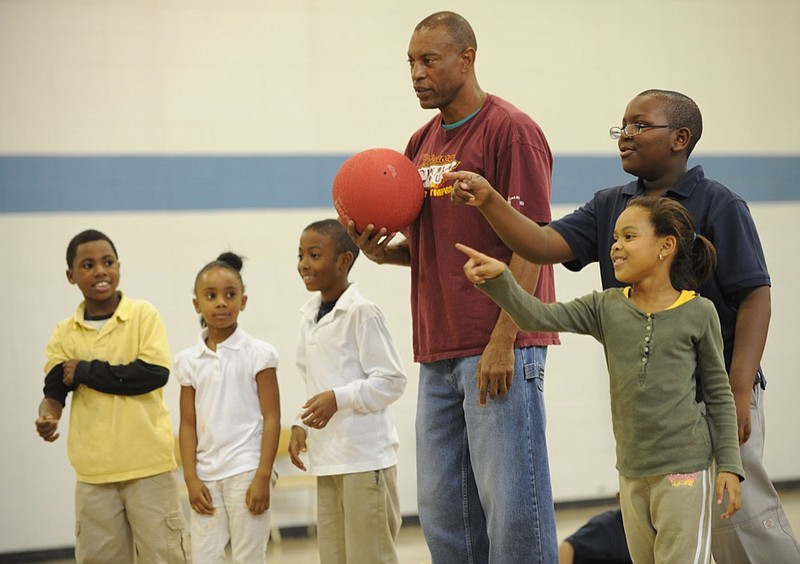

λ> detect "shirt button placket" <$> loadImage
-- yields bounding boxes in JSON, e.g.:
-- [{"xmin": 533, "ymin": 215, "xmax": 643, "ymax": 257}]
[{"xmin": 642, "ymin": 316, "xmax": 653, "ymax": 364}]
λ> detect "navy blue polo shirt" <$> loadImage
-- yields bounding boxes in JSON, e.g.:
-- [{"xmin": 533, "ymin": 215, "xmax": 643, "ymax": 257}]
[{"xmin": 550, "ymin": 165, "xmax": 770, "ymax": 377}]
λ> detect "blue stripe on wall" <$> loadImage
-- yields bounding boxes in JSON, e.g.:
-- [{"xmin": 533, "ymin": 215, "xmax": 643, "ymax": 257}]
[
  {"xmin": 553, "ymin": 156, "xmax": 800, "ymax": 204},
  {"xmin": 1, "ymin": 155, "xmax": 797, "ymax": 213}
]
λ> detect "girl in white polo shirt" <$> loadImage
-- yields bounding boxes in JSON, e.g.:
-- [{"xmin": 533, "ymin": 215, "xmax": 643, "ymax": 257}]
[{"xmin": 176, "ymin": 252, "xmax": 280, "ymax": 564}]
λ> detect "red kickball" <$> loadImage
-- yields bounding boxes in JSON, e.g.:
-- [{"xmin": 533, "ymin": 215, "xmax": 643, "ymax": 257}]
[{"xmin": 332, "ymin": 148, "xmax": 424, "ymax": 233}]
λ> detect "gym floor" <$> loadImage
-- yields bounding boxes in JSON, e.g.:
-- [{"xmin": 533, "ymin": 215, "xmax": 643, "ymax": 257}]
[{"xmin": 31, "ymin": 487, "xmax": 800, "ymax": 564}]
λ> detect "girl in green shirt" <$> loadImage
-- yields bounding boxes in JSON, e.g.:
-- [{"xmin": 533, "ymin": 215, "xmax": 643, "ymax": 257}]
[{"xmin": 457, "ymin": 196, "xmax": 743, "ymax": 564}]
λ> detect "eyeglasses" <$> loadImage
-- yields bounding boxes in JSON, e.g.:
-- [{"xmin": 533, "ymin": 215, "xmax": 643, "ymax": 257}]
[{"xmin": 609, "ymin": 123, "xmax": 678, "ymax": 140}]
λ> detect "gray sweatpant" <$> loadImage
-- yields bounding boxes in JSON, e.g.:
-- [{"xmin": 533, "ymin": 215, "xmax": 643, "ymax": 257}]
[{"xmin": 711, "ymin": 384, "xmax": 800, "ymax": 563}]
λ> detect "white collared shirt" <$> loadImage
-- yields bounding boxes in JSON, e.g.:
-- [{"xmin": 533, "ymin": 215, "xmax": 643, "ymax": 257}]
[
  {"xmin": 175, "ymin": 325, "xmax": 278, "ymax": 481},
  {"xmin": 296, "ymin": 283, "xmax": 407, "ymax": 475}
]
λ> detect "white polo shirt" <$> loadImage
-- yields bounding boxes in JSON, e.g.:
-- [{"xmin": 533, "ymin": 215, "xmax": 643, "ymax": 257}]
[{"xmin": 174, "ymin": 325, "xmax": 278, "ymax": 481}]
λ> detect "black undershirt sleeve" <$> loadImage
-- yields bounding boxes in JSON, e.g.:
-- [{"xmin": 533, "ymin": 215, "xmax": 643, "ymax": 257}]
[
  {"xmin": 43, "ymin": 364, "xmax": 75, "ymax": 406},
  {"xmin": 72, "ymin": 359, "xmax": 169, "ymax": 396}
]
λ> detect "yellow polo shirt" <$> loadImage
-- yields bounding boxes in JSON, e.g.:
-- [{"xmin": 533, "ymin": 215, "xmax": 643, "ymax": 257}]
[{"xmin": 45, "ymin": 292, "xmax": 176, "ymax": 484}]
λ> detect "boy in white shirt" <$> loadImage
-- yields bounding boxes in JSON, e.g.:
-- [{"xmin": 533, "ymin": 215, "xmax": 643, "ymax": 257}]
[{"xmin": 291, "ymin": 219, "xmax": 407, "ymax": 564}]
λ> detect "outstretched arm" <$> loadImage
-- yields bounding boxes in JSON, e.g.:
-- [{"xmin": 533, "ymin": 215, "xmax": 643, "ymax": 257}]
[
  {"xmin": 457, "ymin": 242, "xmax": 508, "ymax": 283},
  {"xmin": 446, "ymin": 171, "xmax": 575, "ymax": 265}
]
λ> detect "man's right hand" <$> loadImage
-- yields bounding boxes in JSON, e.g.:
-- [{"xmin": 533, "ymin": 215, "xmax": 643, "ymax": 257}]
[{"xmin": 346, "ymin": 221, "xmax": 398, "ymax": 264}]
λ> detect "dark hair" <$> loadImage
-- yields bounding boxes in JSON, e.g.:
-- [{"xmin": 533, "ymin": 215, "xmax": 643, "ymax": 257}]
[
  {"xmin": 66, "ymin": 229, "xmax": 118, "ymax": 267},
  {"xmin": 415, "ymin": 11, "xmax": 477, "ymax": 52},
  {"xmin": 195, "ymin": 251, "xmax": 245, "ymax": 292},
  {"xmin": 304, "ymin": 219, "xmax": 360, "ymax": 270},
  {"xmin": 627, "ymin": 196, "xmax": 717, "ymax": 291},
  {"xmin": 194, "ymin": 252, "xmax": 245, "ymax": 327},
  {"xmin": 637, "ymin": 89, "xmax": 703, "ymax": 156}
]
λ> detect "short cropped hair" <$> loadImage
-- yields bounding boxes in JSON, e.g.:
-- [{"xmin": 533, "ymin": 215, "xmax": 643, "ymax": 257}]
[
  {"xmin": 304, "ymin": 219, "xmax": 360, "ymax": 268},
  {"xmin": 66, "ymin": 229, "xmax": 118, "ymax": 268},
  {"xmin": 415, "ymin": 11, "xmax": 477, "ymax": 52},
  {"xmin": 638, "ymin": 89, "xmax": 703, "ymax": 156}
]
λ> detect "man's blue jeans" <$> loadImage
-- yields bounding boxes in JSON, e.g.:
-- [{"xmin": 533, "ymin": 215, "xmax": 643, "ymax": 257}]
[{"xmin": 416, "ymin": 346, "xmax": 558, "ymax": 563}]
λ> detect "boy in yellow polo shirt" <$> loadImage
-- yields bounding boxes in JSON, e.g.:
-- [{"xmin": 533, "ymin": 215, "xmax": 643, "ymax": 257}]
[{"xmin": 35, "ymin": 229, "xmax": 188, "ymax": 563}]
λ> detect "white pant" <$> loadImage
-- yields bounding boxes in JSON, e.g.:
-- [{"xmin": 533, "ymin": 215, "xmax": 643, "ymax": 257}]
[{"xmin": 190, "ymin": 469, "xmax": 271, "ymax": 564}]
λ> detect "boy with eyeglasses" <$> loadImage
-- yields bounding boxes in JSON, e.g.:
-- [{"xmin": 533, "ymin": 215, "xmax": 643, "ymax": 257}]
[{"xmin": 445, "ymin": 89, "xmax": 800, "ymax": 564}]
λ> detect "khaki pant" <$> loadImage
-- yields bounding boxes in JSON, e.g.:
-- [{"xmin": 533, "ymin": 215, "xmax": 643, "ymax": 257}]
[
  {"xmin": 620, "ymin": 467, "xmax": 714, "ymax": 564},
  {"xmin": 317, "ymin": 466, "xmax": 401, "ymax": 564},
  {"xmin": 75, "ymin": 471, "xmax": 188, "ymax": 564}
]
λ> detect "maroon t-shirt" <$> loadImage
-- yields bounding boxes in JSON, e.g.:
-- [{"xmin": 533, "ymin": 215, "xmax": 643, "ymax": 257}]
[{"xmin": 404, "ymin": 94, "xmax": 560, "ymax": 362}]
